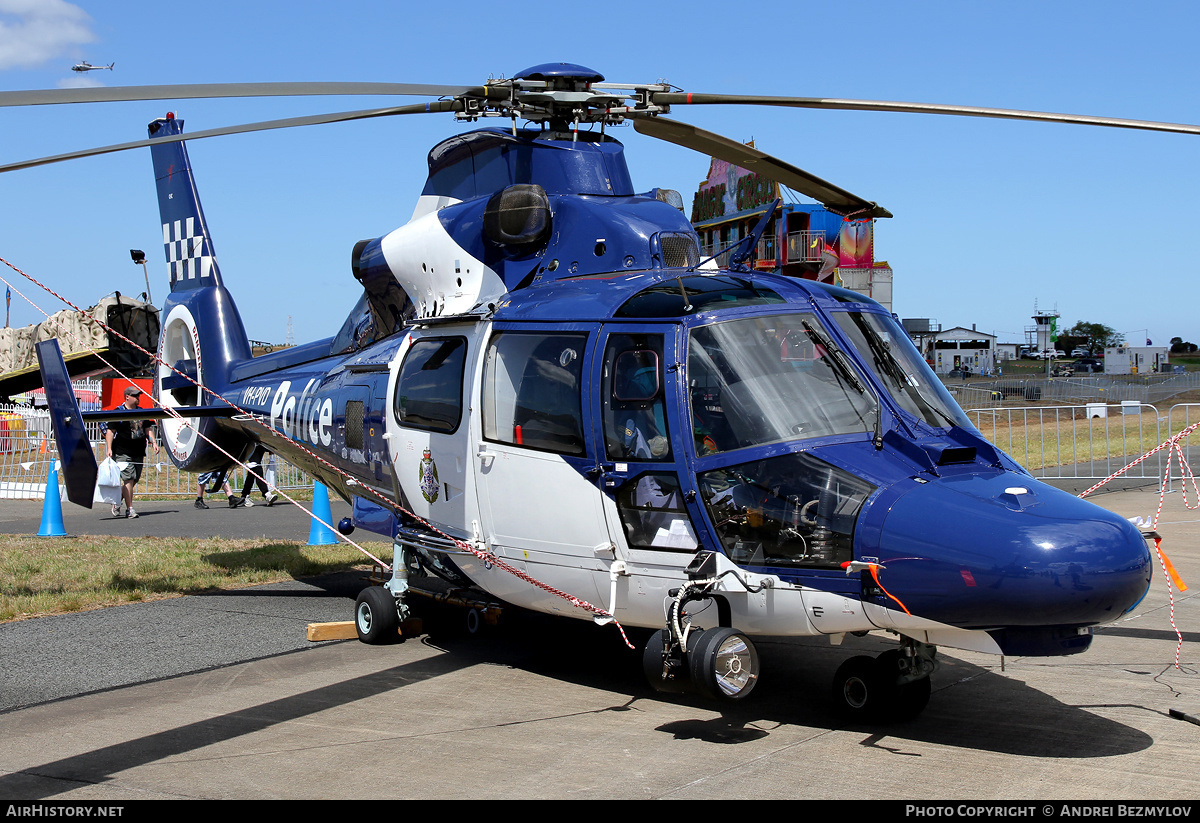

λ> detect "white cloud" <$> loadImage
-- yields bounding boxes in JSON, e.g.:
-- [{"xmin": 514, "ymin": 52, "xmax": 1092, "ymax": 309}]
[
  {"xmin": 0, "ymin": 0, "xmax": 96, "ymax": 70},
  {"xmin": 57, "ymin": 74, "xmax": 103, "ymax": 89}
]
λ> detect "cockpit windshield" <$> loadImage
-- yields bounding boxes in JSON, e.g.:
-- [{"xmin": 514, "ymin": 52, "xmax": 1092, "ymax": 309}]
[
  {"xmin": 831, "ymin": 311, "xmax": 973, "ymax": 430},
  {"xmin": 688, "ymin": 313, "xmax": 878, "ymax": 454}
]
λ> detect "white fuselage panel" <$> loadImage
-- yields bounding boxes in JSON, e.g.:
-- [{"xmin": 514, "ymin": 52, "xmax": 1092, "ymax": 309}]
[{"xmin": 380, "ymin": 204, "xmax": 506, "ymax": 318}]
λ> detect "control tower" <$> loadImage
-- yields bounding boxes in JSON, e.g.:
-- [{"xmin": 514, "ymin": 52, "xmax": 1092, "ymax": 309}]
[{"xmin": 1032, "ymin": 309, "xmax": 1060, "ymax": 356}]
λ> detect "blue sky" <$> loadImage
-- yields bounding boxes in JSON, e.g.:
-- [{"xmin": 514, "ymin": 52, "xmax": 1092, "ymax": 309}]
[{"xmin": 0, "ymin": 0, "xmax": 1197, "ymax": 348}]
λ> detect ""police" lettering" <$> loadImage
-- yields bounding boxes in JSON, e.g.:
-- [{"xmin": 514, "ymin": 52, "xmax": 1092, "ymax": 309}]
[{"xmin": 269, "ymin": 379, "xmax": 333, "ymax": 446}]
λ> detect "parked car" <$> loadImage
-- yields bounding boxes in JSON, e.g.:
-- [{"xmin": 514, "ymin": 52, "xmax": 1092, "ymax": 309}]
[
  {"xmin": 1071, "ymin": 348, "xmax": 1090, "ymax": 357},
  {"xmin": 1072, "ymin": 358, "xmax": 1102, "ymax": 373}
]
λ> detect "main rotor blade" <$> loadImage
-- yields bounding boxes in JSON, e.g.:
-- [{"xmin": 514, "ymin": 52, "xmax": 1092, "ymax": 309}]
[
  {"xmin": 653, "ymin": 92, "xmax": 1200, "ymax": 136},
  {"xmin": 0, "ymin": 101, "xmax": 460, "ymax": 174},
  {"xmin": 0, "ymin": 81, "xmax": 497, "ymax": 108},
  {"xmin": 632, "ymin": 114, "xmax": 890, "ymax": 218}
]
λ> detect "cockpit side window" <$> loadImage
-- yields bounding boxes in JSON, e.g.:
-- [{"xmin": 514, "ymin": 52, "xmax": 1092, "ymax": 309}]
[
  {"xmin": 602, "ymin": 334, "xmax": 671, "ymax": 462},
  {"xmin": 482, "ymin": 331, "xmax": 587, "ymax": 455}
]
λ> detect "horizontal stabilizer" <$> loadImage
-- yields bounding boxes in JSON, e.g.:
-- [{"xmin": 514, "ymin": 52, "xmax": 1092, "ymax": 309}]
[{"xmin": 35, "ymin": 340, "xmax": 97, "ymax": 508}]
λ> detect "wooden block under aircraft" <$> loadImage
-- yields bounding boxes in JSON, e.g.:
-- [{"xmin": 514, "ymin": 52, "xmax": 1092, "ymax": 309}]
[{"xmin": 306, "ymin": 618, "xmax": 423, "ymax": 642}]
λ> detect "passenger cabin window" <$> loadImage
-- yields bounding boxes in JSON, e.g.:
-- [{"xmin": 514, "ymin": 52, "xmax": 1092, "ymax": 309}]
[
  {"xmin": 483, "ymin": 332, "xmax": 587, "ymax": 455},
  {"xmin": 602, "ymin": 334, "xmax": 671, "ymax": 462},
  {"xmin": 393, "ymin": 337, "xmax": 467, "ymax": 434}
]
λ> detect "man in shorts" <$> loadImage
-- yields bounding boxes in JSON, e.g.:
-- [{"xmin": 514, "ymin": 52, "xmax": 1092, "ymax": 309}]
[{"xmin": 104, "ymin": 385, "xmax": 160, "ymax": 519}]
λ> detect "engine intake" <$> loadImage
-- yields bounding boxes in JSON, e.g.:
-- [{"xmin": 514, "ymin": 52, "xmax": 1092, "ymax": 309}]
[{"xmin": 483, "ymin": 184, "xmax": 552, "ymax": 252}]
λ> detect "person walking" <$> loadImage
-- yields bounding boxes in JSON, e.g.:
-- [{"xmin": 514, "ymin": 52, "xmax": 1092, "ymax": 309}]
[
  {"xmin": 104, "ymin": 385, "xmax": 159, "ymax": 519},
  {"xmin": 238, "ymin": 443, "xmax": 279, "ymax": 507},
  {"xmin": 194, "ymin": 468, "xmax": 241, "ymax": 509}
]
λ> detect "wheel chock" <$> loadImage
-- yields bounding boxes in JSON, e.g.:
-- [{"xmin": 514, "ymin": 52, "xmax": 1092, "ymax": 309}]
[
  {"xmin": 307, "ymin": 621, "xmax": 357, "ymax": 641},
  {"xmin": 306, "ymin": 617, "xmax": 424, "ymax": 641}
]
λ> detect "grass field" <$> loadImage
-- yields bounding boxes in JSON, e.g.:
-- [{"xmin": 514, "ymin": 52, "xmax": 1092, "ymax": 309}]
[{"xmin": 0, "ymin": 534, "xmax": 381, "ymax": 623}]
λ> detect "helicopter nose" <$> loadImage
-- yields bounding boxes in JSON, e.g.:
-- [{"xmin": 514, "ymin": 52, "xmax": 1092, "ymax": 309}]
[{"xmin": 863, "ymin": 474, "xmax": 1152, "ymax": 632}]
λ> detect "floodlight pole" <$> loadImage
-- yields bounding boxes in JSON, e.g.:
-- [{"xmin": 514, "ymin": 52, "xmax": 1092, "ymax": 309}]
[
  {"xmin": 130, "ymin": 249, "xmax": 151, "ymax": 306},
  {"xmin": 139, "ymin": 260, "xmax": 151, "ymax": 305}
]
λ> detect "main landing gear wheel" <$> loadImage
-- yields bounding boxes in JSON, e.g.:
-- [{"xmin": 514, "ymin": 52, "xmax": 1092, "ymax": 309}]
[
  {"xmin": 832, "ymin": 652, "xmax": 931, "ymax": 722},
  {"xmin": 355, "ymin": 586, "xmax": 399, "ymax": 645},
  {"xmin": 832, "ymin": 655, "xmax": 882, "ymax": 721},
  {"xmin": 689, "ymin": 627, "xmax": 760, "ymax": 702}
]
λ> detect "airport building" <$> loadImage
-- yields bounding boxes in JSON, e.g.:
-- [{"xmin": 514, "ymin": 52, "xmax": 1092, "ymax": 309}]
[{"xmin": 923, "ymin": 327, "xmax": 998, "ymax": 375}]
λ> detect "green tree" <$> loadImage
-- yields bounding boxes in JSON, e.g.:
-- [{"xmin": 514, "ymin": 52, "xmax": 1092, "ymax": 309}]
[
  {"xmin": 1066, "ymin": 321, "xmax": 1123, "ymax": 351},
  {"xmin": 1056, "ymin": 333, "xmax": 1087, "ymax": 354}
]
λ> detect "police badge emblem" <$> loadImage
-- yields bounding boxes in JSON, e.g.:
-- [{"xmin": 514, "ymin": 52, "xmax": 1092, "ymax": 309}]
[{"xmin": 419, "ymin": 448, "xmax": 440, "ymax": 503}]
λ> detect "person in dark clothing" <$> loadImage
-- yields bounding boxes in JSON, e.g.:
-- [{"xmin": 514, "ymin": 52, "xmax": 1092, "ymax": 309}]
[
  {"xmin": 104, "ymin": 385, "xmax": 159, "ymax": 519},
  {"xmin": 238, "ymin": 444, "xmax": 279, "ymax": 507}
]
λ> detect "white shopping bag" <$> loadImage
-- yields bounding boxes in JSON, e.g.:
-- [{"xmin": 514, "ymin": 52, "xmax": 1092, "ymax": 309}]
[{"xmin": 96, "ymin": 457, "xmax": 123, "ymax": 504}]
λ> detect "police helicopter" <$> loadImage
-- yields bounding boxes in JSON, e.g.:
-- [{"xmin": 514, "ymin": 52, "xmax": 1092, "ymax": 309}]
[
  {"xmin": 11, "ymin": 62, "xmax": 1192, "ymax": 722},
  {"xmin": 70, "ymin": 61, "xmax": 114, "ymax": 73}
]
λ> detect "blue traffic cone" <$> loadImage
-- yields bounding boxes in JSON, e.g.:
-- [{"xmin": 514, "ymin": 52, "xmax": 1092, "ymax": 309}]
[
  {"xmin": 307, "ymin": 481, "xmax": 337, "ymax": 546},
  {"xmin": 37, "ymin": 461, "xmax": 67, "ymax": 537}
]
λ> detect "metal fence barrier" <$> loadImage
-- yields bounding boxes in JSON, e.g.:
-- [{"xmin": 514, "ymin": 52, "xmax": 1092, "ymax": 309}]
[
  {"xmin": 943, "ymin": 385, "xmax": 1003, "ymax": 411},
  {"xmin": 966, "ymin": 402, "xmax": 1178, "ymax": 482},
  {"xmin": 1166, "ymin": 404, "xmax": 1200, "ymax": 492},
  {"xmin": 0, "ymin": 404, "xmax": 311, "ymax": 500},
  {"xmin": 960, "ymin": 372, "xmax": 1200, "ymax": 406}
]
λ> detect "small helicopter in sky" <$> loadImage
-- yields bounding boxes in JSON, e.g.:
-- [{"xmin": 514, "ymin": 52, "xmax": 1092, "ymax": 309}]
[
  {"xmin": 70, "ymin": 62, "xmax": 114, "ymax": 73},
  {"xmin": 10, "ymin": 63, "xmax": 1194, "ymax": 722}
]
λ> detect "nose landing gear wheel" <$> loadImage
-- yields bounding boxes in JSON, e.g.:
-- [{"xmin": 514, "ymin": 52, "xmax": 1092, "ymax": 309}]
[
  {"xmin": 832, "ymin": 652, "xmax": 932, "ymax": 722},
  {"xmin": 689, "ymin": 627, "xmax": 760, "ymax": 701},
  {"xmin": 832, "ymin": 655, "xmax": 882, "ymax": 721},
  {"xmin": 465, "ymin": 608, "xmax": 482, "ymax": 635},
  {"xmin": 355, "ymin": 585, "xmax": 399, "ymax": 645}
]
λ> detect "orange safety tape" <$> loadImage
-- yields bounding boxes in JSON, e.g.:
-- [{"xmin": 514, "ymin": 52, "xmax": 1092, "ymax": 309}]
[
  {"xmin": 1152, "ymin": 537, "xmax": 1186, "ymax": 671},
  {"xmin": 1156, "ymin": 538, "xmax": 1189, "ymax": 593},
  {"xmin": 1076, "ymin": 419, "xmax": 1193, "ymax": 670}
]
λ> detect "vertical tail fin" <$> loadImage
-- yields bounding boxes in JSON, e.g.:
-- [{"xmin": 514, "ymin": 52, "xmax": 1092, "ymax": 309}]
[
  {"xmin": 148, "ymin": 114, "xmax": 254, "ymax": 472},
  {"xmin": 149, "ymin": 114, "xmax": 225, "ymax": 292}
]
